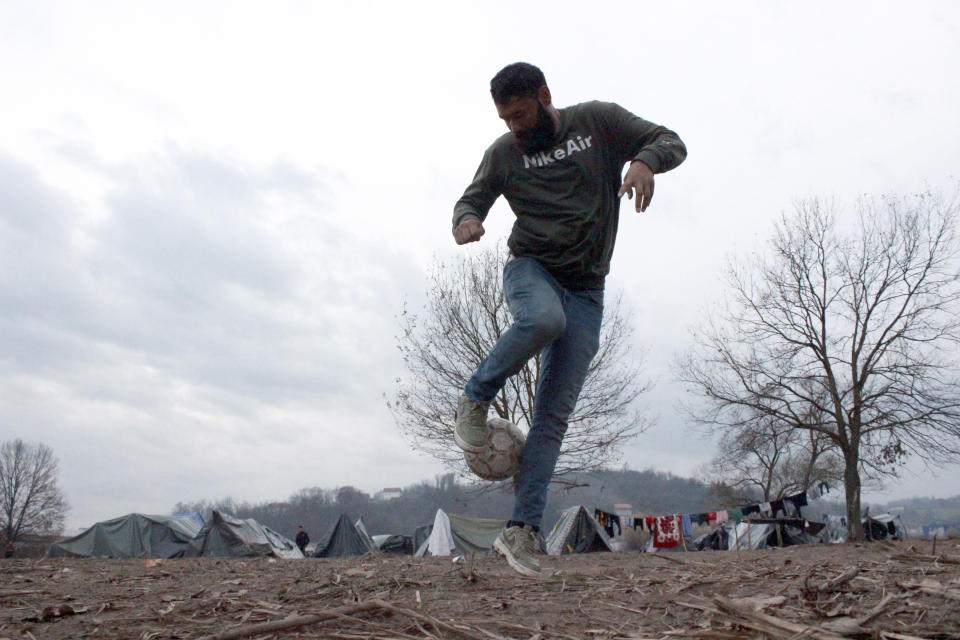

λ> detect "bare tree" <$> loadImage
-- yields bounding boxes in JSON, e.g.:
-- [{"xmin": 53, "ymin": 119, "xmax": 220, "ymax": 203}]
[
  {"xmin": 387, "ymin": 244, "xmax": 651, "ymax": 479},
  {"xmin": 678, "ymin": 191, "xmax": 960, "ymax": 540},
  {"xmin": 1, "ymin": 439, "xmax": 69, "ymax": 541},
  {"xmin": 707, "ymin": 410, "xmax": 843, "ymax": 502}
]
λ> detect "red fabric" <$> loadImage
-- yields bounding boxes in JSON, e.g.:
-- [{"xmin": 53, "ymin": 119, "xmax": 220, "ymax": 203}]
[
  {"xmin": 653, "ymin": 514, "xmax": 682, "ymax": 548},
  {"xmin": 707, "ymin": 511, "xmax": 718, "ymax": 524}
]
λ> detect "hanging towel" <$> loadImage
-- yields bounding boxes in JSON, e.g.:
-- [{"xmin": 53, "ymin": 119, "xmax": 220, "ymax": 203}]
[
  {"xmin": 681, "ymin": 514, "xmax": 693, "ymax": 537},
  {"xmin": 653, "ymin": 514, "xmax": 682, "ymax": 549}
]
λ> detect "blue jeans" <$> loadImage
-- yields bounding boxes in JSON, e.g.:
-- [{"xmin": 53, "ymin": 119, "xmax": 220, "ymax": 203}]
[{"xmin": 464, "ymin": 256, "xmax": 603, "ymax": 529}]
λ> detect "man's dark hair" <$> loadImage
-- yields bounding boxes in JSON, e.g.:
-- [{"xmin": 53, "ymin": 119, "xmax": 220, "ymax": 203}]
[{"xmin": 490, "ymin": 62, "xmax": 547, "ymax": 104}]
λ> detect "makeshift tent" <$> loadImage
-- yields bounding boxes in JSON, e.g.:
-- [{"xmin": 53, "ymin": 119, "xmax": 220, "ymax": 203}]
[
  {"xmin": 415, "ymin": 509, "xmax": 505, "ymax": 556},
  {"xmin": 172, "ymin": 511, "xmax": 205, "ymax": 530},
  {"xmin": 354, "ymin": 517, "xmax": 378, "ymax": 551},
  {"xmin": 48, "ymin": 513, "xmax": 200, "ymax": 558},
  {"xmin": 314, "ymin": 514, "xmax": 377, "ymax": 557},
  {"xmin": 184, "ymin": 510, "xmax": 302, "ymax": 559},
  {"xmin": 695, "ymin": 527, "xmax": 727, "ymax": 551},
  {"xmin": 545, "ymin": 505, "xmax": 614, "ymax": 555},
  {"xmin": 372, "ymin": 534, "xmax": 415, "ymax": 555},
  {"xmin": 864, "ymin": 513, "xmax": 905, "ymax": 540},
  {"xmin": 413, "ymin": 523, "xmax": 433, "ymax": 552},
  {"xmin": 725, "ymin": 519, "xmax": 816, "ymax": 550}
]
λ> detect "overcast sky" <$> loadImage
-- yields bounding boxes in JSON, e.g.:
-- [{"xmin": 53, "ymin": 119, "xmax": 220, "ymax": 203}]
[{"xmin": 2, "ymin": 1, "xmax": 959, "ymax": 529}]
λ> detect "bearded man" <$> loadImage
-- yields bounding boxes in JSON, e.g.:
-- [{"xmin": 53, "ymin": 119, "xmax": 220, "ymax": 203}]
[{"xmin": 452, "ymin": 62, "xmax": 687, "ymax": 577}]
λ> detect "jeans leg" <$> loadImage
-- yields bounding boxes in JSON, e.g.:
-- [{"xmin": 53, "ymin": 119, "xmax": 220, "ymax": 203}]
[
  {"xmin": 464, "ymin": 258, "xmax": 566, "ymax": 402},
  {"xmin": 512, "ymin": 288, "xmax": 603, "ymax": 529}
]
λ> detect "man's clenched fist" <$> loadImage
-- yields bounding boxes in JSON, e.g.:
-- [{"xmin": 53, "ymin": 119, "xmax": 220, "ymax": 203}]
[{"xmin": 454, "ymin": 218, "xmax": 485, "ymax": 244}]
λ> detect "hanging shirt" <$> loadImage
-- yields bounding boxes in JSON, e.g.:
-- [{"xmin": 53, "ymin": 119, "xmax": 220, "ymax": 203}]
[
  {"xmin": 454, "ymin": 101, "xmax": 687, "ymax": 291},
  {"xmin": 716, "ymin": 510, "xmax": 729, "ymax": 524},
  {"xmin": 727, "ymin": 508, "xmax": 743, "ymax": 523},
  {"xmin": 681, "ymin": 514, "xmax": 693, "ymax": 536}
]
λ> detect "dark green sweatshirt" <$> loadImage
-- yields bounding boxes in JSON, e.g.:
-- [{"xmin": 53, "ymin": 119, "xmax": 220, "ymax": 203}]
[{"xmin": 453, "ymin": 101, "xmax": 686, "ymax": 290}]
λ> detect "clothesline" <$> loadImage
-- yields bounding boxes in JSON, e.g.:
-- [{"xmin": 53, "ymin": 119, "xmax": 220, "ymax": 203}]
[{"xmin": 593, "ymin": 482, "xmax": 833, "ymax": 549}]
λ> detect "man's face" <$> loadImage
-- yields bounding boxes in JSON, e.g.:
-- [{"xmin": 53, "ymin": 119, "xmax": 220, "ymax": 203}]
[{"xmin": 496, "ymin": 95, "xmax": 556, "ymax": 154}]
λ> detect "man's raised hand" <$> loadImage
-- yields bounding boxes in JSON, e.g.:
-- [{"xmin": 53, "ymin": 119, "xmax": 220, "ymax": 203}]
[
  {"xmin": 618, "ymin": 160, "xmax": 655, "ymax": 212},
  {"xmin": 454, "ymin": 218, "xmax": 486, "ymax": 245}
]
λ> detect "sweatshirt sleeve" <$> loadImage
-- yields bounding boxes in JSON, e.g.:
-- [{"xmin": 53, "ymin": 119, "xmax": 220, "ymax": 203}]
[
  {"xmin": 452, "ymin": 145, "xmax": 506, "ymax": 232},
  {"xmin": 597, "ymin": 101, "xmax": 687, "ymax": 174}
]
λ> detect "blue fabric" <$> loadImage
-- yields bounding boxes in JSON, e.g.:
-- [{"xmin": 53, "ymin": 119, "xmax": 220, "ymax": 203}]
[{"xmin": 465, "ymin": 256, "xmax": 603, "ymax": 529}]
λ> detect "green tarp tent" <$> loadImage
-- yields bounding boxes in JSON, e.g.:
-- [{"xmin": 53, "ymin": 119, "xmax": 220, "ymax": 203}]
[
  {"xmin": 545, "ymin": 505, "xmax": 614, "ymax": 555},
  {"xmin": 47, "ymin": 513, "xmax": 201, "ymax": 558},
  {"xmin": 184, "ymin": 510, "xmax": 302, "ymax": 559},
  {"xmin": 314, "ymin": 514, "xmax": 377, "ymax": 557},
  {"xmin": 373, "ymin": 534, "xmax": 415, "ymax": 555},
  {"xmin": 415, "ymin": 509, "xmax": 505, "ymax": 556}
]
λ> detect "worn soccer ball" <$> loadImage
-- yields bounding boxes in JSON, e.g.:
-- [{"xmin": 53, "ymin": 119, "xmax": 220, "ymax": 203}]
[{"xmin": 464, "ymin": 417, "xmax": 526, "ymax": 481}]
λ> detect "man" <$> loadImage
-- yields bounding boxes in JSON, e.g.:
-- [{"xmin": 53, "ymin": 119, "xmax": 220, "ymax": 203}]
[
  {"xmin": 452, "ymin": 62, "xmax": 686, "ymax": 577},
  {"xmin": 295, "ymin": 525, "xmax": 309, "ymax": 555}
]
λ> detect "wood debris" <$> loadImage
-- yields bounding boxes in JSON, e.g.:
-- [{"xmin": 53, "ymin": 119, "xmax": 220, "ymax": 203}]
[{"xmin": 1, "ymin": 539, "xmax": 958, "ymax": 639}]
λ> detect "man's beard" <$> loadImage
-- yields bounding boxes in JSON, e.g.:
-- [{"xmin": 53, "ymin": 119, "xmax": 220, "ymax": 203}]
[{"xmin": 515, "ymin": 104, "xmax": 557, "ymax": 154}]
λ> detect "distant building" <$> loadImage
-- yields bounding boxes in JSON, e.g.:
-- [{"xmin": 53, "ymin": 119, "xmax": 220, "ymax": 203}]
[
  {"xmin": 375, "ymin": 487, "xmax": 402, "ymax": 501},
  {"xmin": 613, "ymin": 503, "xmax": 633, "ymax": 526}
]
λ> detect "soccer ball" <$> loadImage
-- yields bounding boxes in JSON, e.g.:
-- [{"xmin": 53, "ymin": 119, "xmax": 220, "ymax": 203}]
[{"xmin": 464, "ymin": 417, "xmax": 526, "ymax": 481}]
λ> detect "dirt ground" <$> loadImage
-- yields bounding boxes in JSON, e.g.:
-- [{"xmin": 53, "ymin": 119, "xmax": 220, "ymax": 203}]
[{"xmin": 2, "ymin": 540, "xmax": 959, "ymax": 640}]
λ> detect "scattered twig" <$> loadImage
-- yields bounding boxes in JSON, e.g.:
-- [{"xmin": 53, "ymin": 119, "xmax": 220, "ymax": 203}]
[
  {"xmin": 901, "ymin": 580, "xmax": 960, "ymax": 602},
  {"xmin": 204, "ymin": 602, "xmax": 381, "ymax": 640},
  {"xmin": 466, "ymin": 619, "xmax": 581, "ymax": 640},
  {"xmin": 880, "ymin": 632, "xmax": 930, "ymax": 640},
  {"xmin": 891, "ymin": 552, "xmax": 960, "ymax": 565},
  {"xmin": 644, "ymin": 553, "xmax": 685, "ymax": 565},
  {"xmin": 366, "ymin": 599, "xmax": 488, "ymax": 640},
  {"xmin": 0, "ymin": 590, "xmax": 43, "ymax": 598},
  {"xmin": 710, "ymin": 595, "xmax": 850, "ymax": 640}
]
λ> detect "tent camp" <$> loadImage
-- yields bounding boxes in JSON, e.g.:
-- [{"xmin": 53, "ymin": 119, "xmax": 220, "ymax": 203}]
[
  {"xmin": 48, "ymin": 513, "xmax": 201, "ymax": 558},
  {"xmin": 415, "ymin": 509, "xmax": 505, "ymax": 556},
  {"xmin": 545, "ymin": 505, "xmax": 614, "ymax": 555},
  {"xmin": 313, "ymin": 514, "xmax": 377, "ymax": 557},
  {"xmin": 184, "ymin": 510, "xmax": 302, "ymax": 559}
]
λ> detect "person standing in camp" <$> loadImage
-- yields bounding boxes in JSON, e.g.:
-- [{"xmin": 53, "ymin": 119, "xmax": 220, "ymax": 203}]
[
  {"xmin": 452, "ymin": 62, "xmax": 686, "ymax": 578},
  {"xmin": 295, "ymin": 525, "xmax": 309, "ymax": 555}
]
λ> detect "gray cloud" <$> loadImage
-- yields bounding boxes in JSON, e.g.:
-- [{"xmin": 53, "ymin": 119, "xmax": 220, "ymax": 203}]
[{"xmin": 0, "ymin": 147, "xmax": 437, "ymax": 525}]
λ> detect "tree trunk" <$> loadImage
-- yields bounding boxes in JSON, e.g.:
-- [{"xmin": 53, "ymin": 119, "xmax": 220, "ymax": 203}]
[{"xmin": 842, "ymin": 450, "xmax": 863, "ymax": 542}]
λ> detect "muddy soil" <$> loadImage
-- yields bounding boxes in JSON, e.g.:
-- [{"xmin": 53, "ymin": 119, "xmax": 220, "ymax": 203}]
[{"xmin": 2, "ymin": 540, "xmax": 959, "ymax": 639}]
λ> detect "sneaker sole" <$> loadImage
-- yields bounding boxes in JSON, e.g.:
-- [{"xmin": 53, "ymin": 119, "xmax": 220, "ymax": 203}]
[
  {"xmin": 454, "ymin": 429, "xmax": 485, "ymax": 454},
  {"xmin": 493, "ymin": 536, "xmax": 541, "ymax": 579}
]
